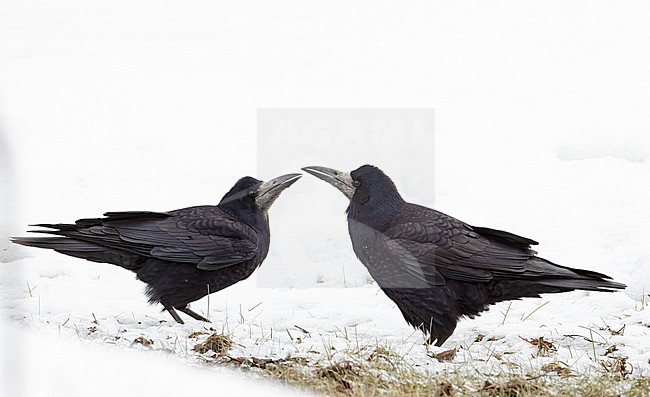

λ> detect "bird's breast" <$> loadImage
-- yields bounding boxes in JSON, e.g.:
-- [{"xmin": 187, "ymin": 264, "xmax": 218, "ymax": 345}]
[{"xmin": 348, "ymin": 221, "xmax": 399, "ymax": 281}]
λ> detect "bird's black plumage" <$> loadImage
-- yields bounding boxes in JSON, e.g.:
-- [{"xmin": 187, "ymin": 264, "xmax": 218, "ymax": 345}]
[
  {"xmin": 303, "ymin": 164, "xmax": 626, "ymax": 346},
  {"xmin": 12, "ymin": 173, "xmax": 301, "ymax": 324}
]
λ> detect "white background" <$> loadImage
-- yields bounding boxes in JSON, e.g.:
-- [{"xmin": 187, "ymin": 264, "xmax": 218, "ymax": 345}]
[{"xmin": 1, "ymin": 1, "xmax": 649, "ymax": 395}]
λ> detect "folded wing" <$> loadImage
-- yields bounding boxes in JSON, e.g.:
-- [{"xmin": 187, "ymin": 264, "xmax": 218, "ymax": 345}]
[{"xmin": 22, "ymin": 208, "xmax": 259, "ymax": 271}]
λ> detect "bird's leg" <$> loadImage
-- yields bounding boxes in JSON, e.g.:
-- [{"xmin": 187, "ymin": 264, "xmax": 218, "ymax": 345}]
[
  {"xmin": 432, "ymin": 324, "xmax": 455, "ymax": 347},
  {"xmin": 176, "ymin": 305, "xmax": 210, "ymax": 322},
  {"xmin": 420, "ymin": 320, "xmax": 452, "ymax": 347},
  {"xmin": 434, "ymin": 333, "xmax": 451, "ymax": 347},
  {"xmin": 164, "ymin": 305, "xmax": 185, "ymax": 324}
]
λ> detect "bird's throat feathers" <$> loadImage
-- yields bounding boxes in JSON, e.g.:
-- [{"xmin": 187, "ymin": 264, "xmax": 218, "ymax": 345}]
[
  {"xmin": 346, "ymin": 186, "xmax": 405, "ymax": 231},
  {"xmin": 219, "ymin": 197, "xmax": 267, "ymax": 230}
]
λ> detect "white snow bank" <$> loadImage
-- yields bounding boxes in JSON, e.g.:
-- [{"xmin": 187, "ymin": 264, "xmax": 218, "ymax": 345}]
[{"xmin": 0, "ymin": 321, "xmax": 309, "ymax": 397}]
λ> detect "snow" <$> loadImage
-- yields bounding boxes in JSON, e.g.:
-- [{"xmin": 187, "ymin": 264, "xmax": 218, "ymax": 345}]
[
  {"xmin": 2, "ymin": 0, "xmax": 650, "ymax": 395},
  {"xmin": 0, "ymin": 322, "xmax": 307, "ymax": 397}
]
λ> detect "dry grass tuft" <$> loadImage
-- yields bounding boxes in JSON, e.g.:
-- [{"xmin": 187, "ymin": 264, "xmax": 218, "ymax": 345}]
[
  {"xmin": 192, "ymin": 332, "xmax": 233, "ymax": 355},
  {"xmin": 480, "ymin": 378, "xmax": 545, "ymax": 397},
  {"xmin": 317, "ymin": 361, "xmax": 360, "ymax": 392},
  {"xmin": 541, "ymin": 362, "xmax": 573, "ymax": 378},
  {"xmin": 600, "ymin": 324, "xmax": 625, "ymax": 336},
  {"xmin": 367, "ymin": 346, "xmax": 391, "ymax": 362},
  {"xmin": 599, "ymin": 355, "xmax": 633, "ymax": 380},
  {"xmin": 519, "ymin": 336, "xmax": 556, "ymax": 357},
  {"xmin": 628, "ymin": 377, "xmax": 650, "ymax": 397},
  {"xmin": 227, "ymin": 356, "xmax": 308, "ymax": 369},
  {"xmin": 434, "ymin": 348, "xmax": 458, "ymax": 362},
  {"xmin": 132, "ymin": 336, "xmax": 153, "ymax": 347}
]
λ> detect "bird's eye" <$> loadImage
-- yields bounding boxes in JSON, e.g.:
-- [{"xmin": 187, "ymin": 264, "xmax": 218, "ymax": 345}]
[{"xmin": 352, "ymin": 180, "xmax": 360, "ymax": 187}]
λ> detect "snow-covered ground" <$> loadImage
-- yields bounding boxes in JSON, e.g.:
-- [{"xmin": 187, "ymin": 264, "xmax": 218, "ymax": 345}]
[
  {"xmin": 2, "ymin": 1, "xmax": 650, "ymax": 395},
  {"xmin": 0, "ymin": 322, "xmax": 308, "ymax": 397}
]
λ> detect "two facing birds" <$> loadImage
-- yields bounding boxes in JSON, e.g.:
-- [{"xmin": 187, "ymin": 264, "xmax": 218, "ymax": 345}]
[{"xmin": 13, "ymin": 165, "xmax": 625, "ymax": 347}]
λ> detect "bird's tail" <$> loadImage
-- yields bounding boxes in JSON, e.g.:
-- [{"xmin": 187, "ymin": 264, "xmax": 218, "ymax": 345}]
[
  {"xmin": 487, "ymin": 257, "xmax": 625, "ymax": 305},
  {"xmin": 528, "ymin": 257, "xmax": 626, "ymax": 292},
  {"xmin": 11, "ymin": 235, "xmax": 141, "ymax": 270}
]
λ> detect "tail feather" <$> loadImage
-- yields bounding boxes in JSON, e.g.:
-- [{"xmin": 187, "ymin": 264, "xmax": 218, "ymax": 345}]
[
  {"xmin": 30, "ymin": 223, "xmax": 83, "ymax": 231},
  {"xmin": 13, "ymin": 236, "xmax": 88, "ymax": 250},
  {"xmin": 521, "ymin": 257, "xmax": 626, "ymax": 291},
  {"xmin": 520, "ymin": 257, "xmax": 625, "ymax": 291},
  {"xmin": 488, "ymin": 257, "xmax": 626, "ymax": 304},
  {"xmin": 11, "ymin": 236, "xmax": 142, "ymax": 270},
  {"xmin": 539, "ymin": 278, "xmax": 626, "ymax": 292}
]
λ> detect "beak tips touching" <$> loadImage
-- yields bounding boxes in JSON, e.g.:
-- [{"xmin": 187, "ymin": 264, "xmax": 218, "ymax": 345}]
[
  {"xmin": 299, "ymin": 166, "xmax": 355, "ymax": 199},
  {"xmin": 300, "ymin": 166, "xmax": 340, "ymax": 180}
]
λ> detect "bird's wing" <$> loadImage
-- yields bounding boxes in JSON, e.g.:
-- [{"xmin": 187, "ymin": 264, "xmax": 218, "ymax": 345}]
[
  {"xmin": 384, "ymin": 215, "xmax": 535, "ymax": 286},
  {"xmin": 36, "ymin": 209, "xmax": 259, "ymax": 271}
]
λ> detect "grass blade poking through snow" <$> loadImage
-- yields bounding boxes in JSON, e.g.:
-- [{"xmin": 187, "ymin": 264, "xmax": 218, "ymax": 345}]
[{"xmin": 521, "ymin": 301, "xmax": 549, "ymax": 322}]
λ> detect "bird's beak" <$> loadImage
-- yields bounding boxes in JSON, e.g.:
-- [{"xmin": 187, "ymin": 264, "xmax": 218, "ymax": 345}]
[
  {"xmin": 255, "ymin": 173, "xmax": 302, "ymax": 210},
  {"xmin": 301, "ymin": 166, "xmax": 356, "ymax": 200}
]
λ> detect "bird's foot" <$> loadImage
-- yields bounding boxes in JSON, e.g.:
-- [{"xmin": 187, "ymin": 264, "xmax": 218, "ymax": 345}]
[
  {"xmin": 176, "ymin": 305, "xmax": 210, "ymax": 322},
  {"xmin": 165, "ymin": 306, "xmax": 185, "ymax": 324}
]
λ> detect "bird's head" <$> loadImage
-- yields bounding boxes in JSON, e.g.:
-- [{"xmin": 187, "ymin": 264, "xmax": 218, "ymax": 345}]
[
  {"xmin": 218, "ymin": 173, "xmax": 302, "ymax": 221},
  {"xmin": 301, "ymin": 165, "xmax": 404, "ymax": 220}
]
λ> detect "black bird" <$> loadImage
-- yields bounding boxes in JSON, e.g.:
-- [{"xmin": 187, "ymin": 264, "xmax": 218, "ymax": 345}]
[
  {"xmin": 302, "ymin": 165, "xmax": 626, "ymax": 346},
  {"xmin": 12, "ymin": 173, "xmax": 301, "ymax": 324}
]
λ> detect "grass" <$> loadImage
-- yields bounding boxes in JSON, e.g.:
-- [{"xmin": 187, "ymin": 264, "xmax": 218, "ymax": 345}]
[
  {"xmin": 192, "ymin": 332, "xmax": 234, "ymax": 355},
  {"xmin": 182, "ymin": 326, "xmax": 649, "ymax": 397},
  {"xmin": 33, "ymin": 291, "xmax": 650, "ymax": 397},
  {"xmin": 211, "ymin": 343, "xmax": 649, "ymax": 397}
]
